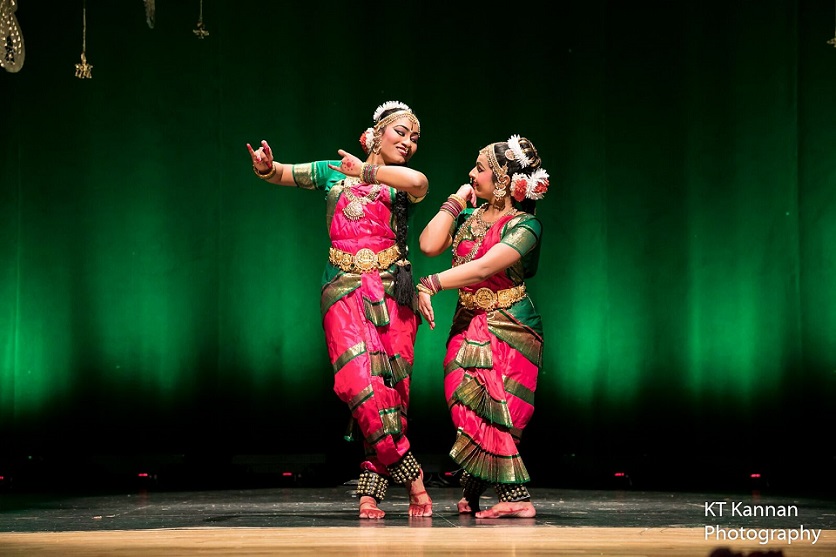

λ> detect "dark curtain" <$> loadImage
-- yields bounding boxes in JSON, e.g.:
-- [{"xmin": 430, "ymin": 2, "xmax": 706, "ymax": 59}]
[{"xmin": 1, "ymin": 1, "xmax": 833, "ymax": 491}]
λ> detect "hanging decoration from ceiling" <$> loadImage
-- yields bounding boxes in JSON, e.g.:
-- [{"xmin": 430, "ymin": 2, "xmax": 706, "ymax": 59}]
[
  {"xmin": 0, "ymin": 0, "xmax": 25, "ymax": 73},
  {"xmin": 144, "ymin": 0, "xmax": 155, "ymax": 29},
  {"xmin": 829, "ymin": 0, "xmax": 836, "ymax": 47},
  {"xmin": 74, "ymin": 0, "xmax": 93, "ymax": 78},
  {"xmin": 193, "ymin": 0, "xmax": 209, "ymax": 39}
]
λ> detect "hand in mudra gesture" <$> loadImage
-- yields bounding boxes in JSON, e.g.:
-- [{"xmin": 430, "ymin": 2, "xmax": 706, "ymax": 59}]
[
  {"xmin": 328, "ymin": 149, "xmax": 364, "ymax": 178},
  {"xmin": 457, "ymin": 183, "xmax": 478, "ymax": 206},
  {"xmin": 246, "ymin": 139, "xmax": 274, "ymax": 174}
]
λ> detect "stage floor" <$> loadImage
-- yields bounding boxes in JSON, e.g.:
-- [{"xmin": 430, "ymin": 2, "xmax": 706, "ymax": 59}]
[{"xmin": 0, "ymin": 483, "xmax": 834, "ymax": 556}]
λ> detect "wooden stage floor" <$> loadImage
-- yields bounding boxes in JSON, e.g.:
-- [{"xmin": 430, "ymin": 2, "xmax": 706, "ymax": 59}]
[{"xmin": 0, "ymin": 484, "xmax": 834, "ymax": 556}]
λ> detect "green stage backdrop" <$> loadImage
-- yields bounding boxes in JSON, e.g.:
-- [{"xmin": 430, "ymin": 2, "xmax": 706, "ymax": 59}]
[{"xmin": 1, "ymin": 1, "xmax": 834, "ymax": 491}]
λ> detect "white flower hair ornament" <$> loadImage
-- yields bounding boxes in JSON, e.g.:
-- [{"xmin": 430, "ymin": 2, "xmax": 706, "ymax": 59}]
[
  {"xmin": 511, "ymin": 168, "xmax": 550, "ymax": 202},
  {"xmin": 373, "ymin": 100, "xmax": 412, "ymax": 122},
  {"xmin": 506, "ymin": 134, "xmax": 531, "ymax": 168},
  {"xmin": 359, "ymin": 127, "xmax": 375, "ymax": 154}
]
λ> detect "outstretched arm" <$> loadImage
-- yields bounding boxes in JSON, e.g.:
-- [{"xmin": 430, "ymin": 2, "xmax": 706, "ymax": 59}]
[{"xmin": 246, "ymin": 140, "xmax": 297, "ymax": 187}]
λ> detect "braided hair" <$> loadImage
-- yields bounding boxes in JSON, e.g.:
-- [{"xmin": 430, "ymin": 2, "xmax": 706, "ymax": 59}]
[{"xmin": 374, "ymin": 107, "xmax": 416, "ymax": 307}]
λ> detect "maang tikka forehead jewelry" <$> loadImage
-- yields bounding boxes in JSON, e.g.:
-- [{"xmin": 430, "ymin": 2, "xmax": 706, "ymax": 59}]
[
  {"xmin": 375, "ymin": 110, "xmax": 421, "ymax": 134},
  {"xmin": 371, "ymin": 101, "xmax": 421, "ymax": 134},
  {"xmin": 481, "ymin": 144, "xmax": 508, "ymax": 185}
]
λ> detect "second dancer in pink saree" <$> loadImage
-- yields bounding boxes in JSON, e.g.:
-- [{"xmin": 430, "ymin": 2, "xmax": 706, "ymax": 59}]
[{"xmin": 417, "ymin": 135, "xmax": 550, "ymax": 518}]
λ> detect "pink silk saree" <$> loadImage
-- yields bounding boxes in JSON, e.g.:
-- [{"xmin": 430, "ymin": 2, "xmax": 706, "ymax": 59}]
[{"xmin": 444, "ymin": 211, "xmax": 544, "ymax": 485}]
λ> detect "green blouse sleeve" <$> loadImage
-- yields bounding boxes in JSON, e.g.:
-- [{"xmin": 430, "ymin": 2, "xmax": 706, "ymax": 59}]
[
  {"xmin": 501, "ymin": 214, "xmax": 541, "ymax": 256},
  {"xmin": 501, "ymin": 214, "xmax": 542, "ymax": 279},
  {"xmin": 291, "ymin": 160, "xmax": 345, "ymax": 192}
]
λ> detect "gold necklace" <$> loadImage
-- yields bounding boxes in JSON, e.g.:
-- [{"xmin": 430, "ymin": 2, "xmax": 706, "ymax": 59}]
[
  {"xmin": 452, "ymin": 205, "xmax": 516, "ymax": 266},
  {"xmin": 341, "ymin": 178, "xmax": 381, "ymax": 221}
]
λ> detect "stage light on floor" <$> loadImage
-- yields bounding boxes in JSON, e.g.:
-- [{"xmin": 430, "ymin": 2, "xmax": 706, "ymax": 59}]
[
  {"xmin": 135, "ymin": 471, "xmax": 159, "ymax": 490},
  {"xmin": 281, "ymin": 471, "xmax": 302, "ymax": 484},
  {"xmin": 748, "ymin": 471, "xmax": 768, "ymax": 490},
  {"xmin": 420, "ymin": 471, "xmax": 456, "ymax": 487},
  {"xmin": 231, "ymin": 454, "xmax": 326, "ymax": 487},
  {"xmin": 611, "ymin": 471, "xmax": 632, "ymax": 489}
]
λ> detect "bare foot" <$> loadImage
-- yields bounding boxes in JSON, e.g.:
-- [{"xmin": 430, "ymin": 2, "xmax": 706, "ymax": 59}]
[
  {"xmin": 456, "ymin": 496, "xmax": 480, "ymax": 514},
  {"xmin": 407, "ymin": 475, "xmax": 432, "ymax": 517},
  {"xmin": 359, "ymin": 495, "xmax": 385, "ymax": 519},
  {"xmin": 475, "ymin": 501, "xmax": 536, "ymax": 518}
]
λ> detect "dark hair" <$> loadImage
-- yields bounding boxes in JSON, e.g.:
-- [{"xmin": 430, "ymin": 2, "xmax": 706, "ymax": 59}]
[
  {"xmin": 392, "ymin": 192, "xmax": 414, "ymax": 306},
  {"xmin": 377, "ymin": 107, "xmax": 417, "ymax": 307},
  {"xmin": 490, "ymin": 136, "xmax": 542, "ymax": 214}
]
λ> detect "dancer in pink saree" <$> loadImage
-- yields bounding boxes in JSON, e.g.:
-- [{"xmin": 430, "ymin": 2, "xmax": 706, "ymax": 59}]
[
  {"xmin": 246, "ymin": 101, "xmax": 432, "ymax": 519},
  {"xmin": 417, "ymin": 135, "xmax": 550, "ymax": 518}
]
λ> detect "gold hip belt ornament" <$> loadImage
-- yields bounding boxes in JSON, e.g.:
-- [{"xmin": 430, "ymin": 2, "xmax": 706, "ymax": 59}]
[
  {"xmin": 459, "ymin": 284, "xmax": 527, "ymax": 311},
  {"xmin": 329, "ymin": 245, "xmax": 400, "ymax": 273}
]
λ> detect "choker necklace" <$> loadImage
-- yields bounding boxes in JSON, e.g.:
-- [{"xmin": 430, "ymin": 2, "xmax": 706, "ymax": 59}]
[{"xmin": 342, "ymin": 179, "xmax": 381, "ymax": 221}]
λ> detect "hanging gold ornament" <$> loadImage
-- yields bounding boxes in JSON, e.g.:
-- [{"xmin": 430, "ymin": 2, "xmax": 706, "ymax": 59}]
[
  {"xmin": 144, "ymin": 0, "xmax": 155, "ymax": 29},
  {"xmin": 75, "ymin": 1, "xmax": 92, "ymax": 78},
  {"xmin": 0, "ymin": 0, "xmax": 25, "ymax": 73},
  {"xmin": 829, "ymin": 1, "xmax": 836, "ymax": 47},
  {"xmin": 193, "ymin": 0, "xmax": 209, "ymax": 39}
]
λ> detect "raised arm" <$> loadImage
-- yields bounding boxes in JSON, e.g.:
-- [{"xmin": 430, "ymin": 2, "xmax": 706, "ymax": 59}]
[
  {"xmin": 327, "ymin": 149, "xmax": 428, "ymax": 200},
  {"xmin": 419, "ymin": 184, "xmax": 477, "ymax": 257}
]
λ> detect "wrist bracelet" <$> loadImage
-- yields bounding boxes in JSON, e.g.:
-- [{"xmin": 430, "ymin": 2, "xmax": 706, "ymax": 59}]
[
  {"xmin": 416, "ymin": 283, "xmax": 434, "ymax": 296},
  {"xmin": 361, "ymin": 162, "xmax": 380, "ymax": 184},
  {"xmin": 419, "ymin": 274, "xmax": 442, "ymax": 295},
  {"xmin": 448, "ymin": 194, "xmax": 467, "ymax": 210},
  {"xmin": 429, "ymin": 273, "xmax": 442, "ymax": 293},
  {"xmin": 439, "ymin": 199, "xmax": 463, "ymax": 219},
  {"xmin": 253, "ymin": 163, "xmax": 277, "ymax": 180}
]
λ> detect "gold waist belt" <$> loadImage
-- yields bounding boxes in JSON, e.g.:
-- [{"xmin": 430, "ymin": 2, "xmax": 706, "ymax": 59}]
[
  {"xmin": 329, "ymin": 244, "xmax": 400, "ymax": 273},
  {"xmin": 459, "ymin": 284, "xmax": 527, "ymax": 311}
]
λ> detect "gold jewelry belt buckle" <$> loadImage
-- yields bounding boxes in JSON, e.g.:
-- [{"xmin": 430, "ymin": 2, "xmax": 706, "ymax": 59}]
[
  {"xmin": 460, "ymin": 284, "xmax": 526, "ymax": 311},
  {"xmin": 329, "ymin": 245, "xmax": 400, "ymax": 273}
]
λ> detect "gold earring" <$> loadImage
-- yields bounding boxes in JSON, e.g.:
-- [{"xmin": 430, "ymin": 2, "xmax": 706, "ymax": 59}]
[
  {"xmin": 372, "ymin": 128, "xmax": 383, "ymax": 154},
  {"xmin": 493, "ymin": 177, "xmax": 508, "ymax": 200}
]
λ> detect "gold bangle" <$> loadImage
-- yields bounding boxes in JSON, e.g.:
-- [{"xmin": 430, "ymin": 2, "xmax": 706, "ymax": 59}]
[
  {"xmin": 448, "ymin": 194, "xmax": 467, "ymax": 210},
  {"xmin": 416, "ymin": 284, "xmax": 434, "ymax": 296},
  {"xmin": 253, "ymin": 163, "xmax": 276, "ymax": 180}
]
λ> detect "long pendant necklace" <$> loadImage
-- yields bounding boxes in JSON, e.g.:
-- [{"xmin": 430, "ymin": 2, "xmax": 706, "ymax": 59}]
[
  {"xmin": 452, "ymin": 205, "xmax": 516, "ymax": 266},
  {"xmin": 341, "ymin": 178, "xmax": 381, "ymax": 221}
]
